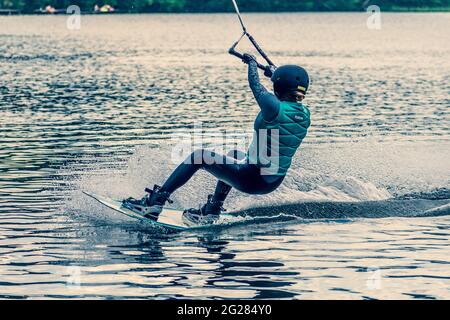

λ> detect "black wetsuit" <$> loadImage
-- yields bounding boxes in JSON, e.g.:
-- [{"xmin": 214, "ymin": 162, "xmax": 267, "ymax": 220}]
[{"xmin": 160, "ymin": 60, "xmax": 285, "ymax": 203}]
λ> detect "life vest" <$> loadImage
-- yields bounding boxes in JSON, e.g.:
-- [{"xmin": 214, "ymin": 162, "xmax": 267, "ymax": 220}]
[{"xmin": 248, "ymin": 101, "xmax": 311, "ymax": 176}]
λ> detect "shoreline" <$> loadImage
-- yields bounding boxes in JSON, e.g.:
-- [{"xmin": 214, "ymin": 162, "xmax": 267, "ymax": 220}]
[{"xmin": 1, "ymin": 8, "xmax": 449, "ymax": 16}]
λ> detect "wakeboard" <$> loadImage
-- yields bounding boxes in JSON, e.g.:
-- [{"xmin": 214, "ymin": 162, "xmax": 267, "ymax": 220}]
[{"xmin": 83, "ymin": 191, "xmax": 235, "ymax": 231}]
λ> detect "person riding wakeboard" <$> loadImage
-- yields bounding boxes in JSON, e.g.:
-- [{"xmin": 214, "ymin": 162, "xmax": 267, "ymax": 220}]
[{"xmin": 123, "ymin": 54, "xmax": 311, "ymax": 225}]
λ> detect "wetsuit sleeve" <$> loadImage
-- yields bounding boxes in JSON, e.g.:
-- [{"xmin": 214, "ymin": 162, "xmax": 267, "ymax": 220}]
[{"xmin": 248, "ymin": 60, "xmax": 280, "ymax": 122}]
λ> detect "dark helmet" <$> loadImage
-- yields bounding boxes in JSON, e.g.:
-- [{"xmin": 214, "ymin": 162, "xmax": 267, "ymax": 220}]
[{"xmin": 271, "ymin": 65, "xmax": 310, "ymax": 98}]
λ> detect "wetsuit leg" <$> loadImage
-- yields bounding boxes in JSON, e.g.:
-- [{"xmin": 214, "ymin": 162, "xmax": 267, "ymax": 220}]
[
  {"xmin": 161, "ymin": 149, "xmax": 239, "ymax": 194},
  {"xmin": 212, "ymin": 181, "xmax": 232, "ymax": 202},
  {"xmin": 161, "ymin": 149, "xmax": 283, "ymax": 195},
  {"xmin": 210, "ymin": 149, "xmax": 245, "ymax": 203}
]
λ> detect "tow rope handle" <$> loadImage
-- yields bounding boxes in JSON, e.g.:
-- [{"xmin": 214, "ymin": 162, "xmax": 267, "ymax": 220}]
[
  {"xmin": 246, "ymin": 33, "xmax": 276, "ymax": 68},
  {"xmin": 229, "ymin": 0, "xmax": 277, "ymax": 78},
  {"xmin": 229, "ymin": 39, "xmax": 276, "ymax": 78}
]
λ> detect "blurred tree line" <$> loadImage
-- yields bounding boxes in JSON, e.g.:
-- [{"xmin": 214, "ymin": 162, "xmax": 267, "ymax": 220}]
[{"xmin": 1, "ymin": 0, "xmax": 449, "ymax": 13}]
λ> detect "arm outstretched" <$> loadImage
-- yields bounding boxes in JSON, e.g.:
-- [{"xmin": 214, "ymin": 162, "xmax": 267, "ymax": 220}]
[{"xmin": 248, "ymin": 59, "xmax": 280, "ymax": 122}]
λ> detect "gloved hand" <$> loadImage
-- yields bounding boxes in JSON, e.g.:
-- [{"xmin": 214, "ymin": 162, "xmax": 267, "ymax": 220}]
[
  {"xmin": 264, "ymin": 65, "xmax": 277, "ymax": 78},
  {"xmin": 242, "ymin": 53, "xmax": 257, "ymax": 64}
]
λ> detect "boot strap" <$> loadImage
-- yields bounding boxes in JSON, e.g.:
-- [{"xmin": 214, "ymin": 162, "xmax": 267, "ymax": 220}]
[{"xmin": 145, "ymin": 188, "xmax": 173, "ymax": 204}]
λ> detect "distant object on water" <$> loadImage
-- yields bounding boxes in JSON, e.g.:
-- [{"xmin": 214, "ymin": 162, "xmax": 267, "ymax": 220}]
[
  {"xmin": 0, "ymin": 9, "xmax": 20, "ymax": 15},
  {"xmin": 34, "ymin": 5, "xmax": 66, "ymax": 15},
  {"xmin": 33, "ymin": 4, "xmax": 118, "ymax": 15},
  {"xmin": 94, "ymin": 4, "xmax": 116, "ymax": 14}
]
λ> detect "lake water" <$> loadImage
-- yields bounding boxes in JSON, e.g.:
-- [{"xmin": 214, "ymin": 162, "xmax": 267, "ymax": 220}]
[{"xmin": 0, "ymin": 13, "xmax": 449, "ymax": 299}]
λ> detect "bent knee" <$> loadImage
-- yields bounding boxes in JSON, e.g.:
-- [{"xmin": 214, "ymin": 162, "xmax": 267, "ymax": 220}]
[{"xmin": 187, "ymin": 149, "xmax": 205, "ymax": 165}]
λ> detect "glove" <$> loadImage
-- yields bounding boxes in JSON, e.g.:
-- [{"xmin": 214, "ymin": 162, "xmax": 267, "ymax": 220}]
[
  {"xmin": 242, "ymin": 53, "xmax": 257, "ymax": 64},
  {"xmin": 264, "ymin": 65, "xmax": 277, "ymax": 78}
]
